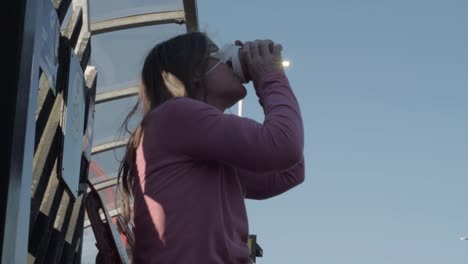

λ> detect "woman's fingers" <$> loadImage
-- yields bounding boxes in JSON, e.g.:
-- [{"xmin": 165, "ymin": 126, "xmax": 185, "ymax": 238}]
[
  {"xmin": 241, "ymin": 41, "xmax": 252, "ymax": 65},
  {"xmin": 238, "ymin": 39, "xmax": 285, "ymax": 84},
  {"xmin": 273, "ymin": 43, "xmax": 283, "ymax": 56},
  {"xmin": 249, "ymin": 41, "xmax": 260, "ymax": 60},
  {"xmin": 259, "ymin": 39, "xmax": 274, "ymax": 57},
  {"xmin": 235, "ymin": 40, "xmax": 244, "ymax": 46}
]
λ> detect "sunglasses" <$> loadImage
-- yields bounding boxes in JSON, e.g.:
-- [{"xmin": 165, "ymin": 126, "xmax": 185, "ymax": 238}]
[{"xmin": 205, "ymin": 44, "xmax": 239, "ymax": 75}]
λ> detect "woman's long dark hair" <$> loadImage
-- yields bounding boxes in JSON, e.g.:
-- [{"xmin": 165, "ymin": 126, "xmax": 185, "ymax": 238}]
[{"xmin": 117, "ymin": 32, "xmax": 211, "ymax": 223}]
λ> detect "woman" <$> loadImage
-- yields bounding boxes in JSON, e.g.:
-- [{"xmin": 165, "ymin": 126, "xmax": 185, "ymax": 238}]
[{"xmin": 118, "ymin": 32, "xmax": 305, "ymax": 263}]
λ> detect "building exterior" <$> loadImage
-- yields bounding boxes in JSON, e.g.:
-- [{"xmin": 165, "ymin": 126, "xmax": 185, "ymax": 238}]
[{"xmin": 2, "ymin": 0, "xmax": 262, "ymax": 263}]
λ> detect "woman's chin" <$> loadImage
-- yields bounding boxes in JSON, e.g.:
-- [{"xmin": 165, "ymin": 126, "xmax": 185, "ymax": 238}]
[
  {"xmin": 225, "ymin": 86, "xmax": 247, "ymax": 108},
  {"xmin": 240, "ymin": 85, "xmax": 248, "ymax": 99}
]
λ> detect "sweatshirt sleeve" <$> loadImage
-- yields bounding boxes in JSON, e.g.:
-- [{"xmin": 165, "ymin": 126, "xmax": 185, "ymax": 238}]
[
  {"xmin": 149, "ymin": 70, "xmax": 304, "ymax": 173},
  {"xmin": 236, "ymin": 155, "xmax": 305, "ymax": 200}
]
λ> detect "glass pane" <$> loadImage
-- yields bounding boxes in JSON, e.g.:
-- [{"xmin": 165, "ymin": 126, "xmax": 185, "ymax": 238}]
[
  {"xmin": 81, "ymin": 227, "xmax": 98, "ymax": 263},
  {"xmin": 90, "ymin": 24, "xmax": 186, "ymax": 93},
  {"xmin": 89, "ymin": 147, "xmax": 126, "ymax": 184},
  {"xmin": 93, "ymin": 96, "xmax": 140, "ymax": 146},
  {"xmin": 99, "ymin": 185, "xmax": 119, "ymax": 212},
  {"xmin": 90, "ymin": 0, "xmax": 184, "ymax": 22}
]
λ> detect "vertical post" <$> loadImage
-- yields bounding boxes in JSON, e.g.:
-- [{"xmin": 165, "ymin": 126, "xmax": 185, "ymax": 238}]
[
  {"xmin": 2, "ymin": 0, "xmax": 38, "ymax": 262},
  {"xmin": 238, "ymin": 100, "xmax": 243, "ymax": 117},
  {"xmin": 183, "ymin": 0, "xmax": 199, "ymax": 32},
  {"xmin": 73, "ymin": 0, "xmax": 91, "ymax": 52}
]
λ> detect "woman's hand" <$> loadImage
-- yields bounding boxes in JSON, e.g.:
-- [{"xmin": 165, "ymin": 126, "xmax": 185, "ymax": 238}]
[{"xmin": 236, "ymin": 39, "xmax": 284, "ymax": 85}]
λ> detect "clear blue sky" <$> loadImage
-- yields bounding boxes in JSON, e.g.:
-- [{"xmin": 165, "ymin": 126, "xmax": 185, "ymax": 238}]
[
  {"xmin": 84, "ymin": 0, "xmax": 467, "ymax": 263},
  {"xmin": 198, "ymin": 1, "xmax": 468, "ymax": 263}
]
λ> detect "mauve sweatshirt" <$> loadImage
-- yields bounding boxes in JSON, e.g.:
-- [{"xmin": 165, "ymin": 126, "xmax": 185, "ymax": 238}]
[{"xmin": 132, "ymin": 70, "xmax": 305, "ymax": 264}]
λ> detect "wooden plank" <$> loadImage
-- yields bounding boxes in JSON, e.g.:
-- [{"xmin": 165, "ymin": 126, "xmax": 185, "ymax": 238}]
[
  {"xmin": 59, "ymin": 193, "xmax": 85, "ymax": 263},
  {"xmin": 76, "ymin": 31, "xmax": 91, "ymax": 70},
  {"xmin": 30, "ymin": 126, "xmax": 60, "ymax": 229},
  {"xmin": 35, "ymin": 73, "xmax": 52, "ymax": 121},
  {"xmin": 83, "ymin": 67, "xmax": 97, "ymax": 162},
  {"xmin": 95, "ymin": 86, "xmax": 138, "ymax": 104},
  {"xmin": 29, "ymin": 132, "xmax": 60, "ymax": 231},
  {"xmin": 34, "ymin": 74, "xmax": 55, "ymax": 153},
  {"xmin": 30, "ymin": 184, "xmax": 66, "ymax": 263},
  {"xmin": 84, "ymin": 66, "xmax": 97, "ymax": 91},
  {"xmin": 91, "ymin": 178, "xmax": 119, "ymax": 192},
  {"xmin": 63, "ymin": 194, "xmax": 83, "ymax": 245},
  {"xmin": 91, "ymin": 139, "xmax": 129, "ymax": 155},
  {"xmin": 72, "ymin": 0, "xmax": 90, "ymax": 34},
  {"xmin": 31, "ymin": 94, "xmax": 62, "ymax": 203},
  {"xmin": 91, "ymin": 11, "xmax": 185, "ymax": 35},
  {"xmin": 62, "ymin": 6, "xmax": 83, "ymax": 48},
  {"xmin": 28, "ymin": 168, "xmax": 65, "ymax": 261},
  {"xmin": 29, "ymin": 176, "xmax": 66, "ymax": 263},
  {"xmin": 35, "ymin": 165, "xmax": 60, "ymax": 217},
  {"xmin": 54, "ymin": 0, "xmax": 72, "ymax": 25},
  {"xmin": 44, "ymin": 191, "xmax": 74, "ymax": 263}
]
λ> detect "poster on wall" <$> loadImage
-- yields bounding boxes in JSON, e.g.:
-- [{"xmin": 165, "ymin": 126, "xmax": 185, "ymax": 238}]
[
  {"xmin": 37, "ymin": 0, "xmax": 60, "ymax": 94},
  {"xmin": 60, "ymin": 51, "xmax": 86, "ymax": 198}
]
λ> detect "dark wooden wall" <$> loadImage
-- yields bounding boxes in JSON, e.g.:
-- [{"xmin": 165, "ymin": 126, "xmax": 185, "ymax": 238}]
[{"xmin": 28, "ymin": 0, "xmax": 96, "ymax": 263}]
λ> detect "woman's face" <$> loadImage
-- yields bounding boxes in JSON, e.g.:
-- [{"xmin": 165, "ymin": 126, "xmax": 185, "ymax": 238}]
[{"xmin": 202, "ymin": 39, "xmax": 247, "ymax": 111}]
